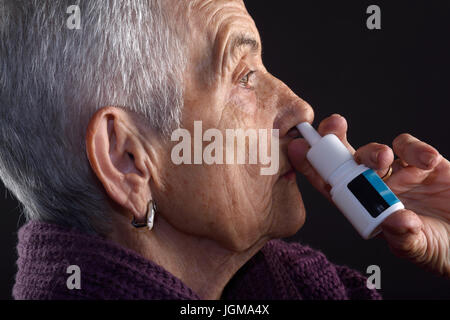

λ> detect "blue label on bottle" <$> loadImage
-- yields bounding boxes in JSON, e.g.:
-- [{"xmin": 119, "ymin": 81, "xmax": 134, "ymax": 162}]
[
  {"xmin": 362, "ymin": 169, "xmax": 400, "ymax": 206},
  {"xmin": 347, "ymin": 169, "xmax": 400, "ymax": 218}
]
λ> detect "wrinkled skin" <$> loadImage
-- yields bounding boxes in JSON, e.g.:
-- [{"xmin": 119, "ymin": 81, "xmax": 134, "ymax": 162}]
[
  {"xmin": 86, "ymin": 0, "xmax": 449, "ymax": 299},
  {"xmin": 156, "ymin": 0, "xmax": 313, "ymax": 252}
]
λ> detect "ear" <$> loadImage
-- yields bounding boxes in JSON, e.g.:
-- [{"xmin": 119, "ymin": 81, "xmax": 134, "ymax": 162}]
[{"xmin": 86, "ymin": 106, "xmax": 152, "ymax": 223}]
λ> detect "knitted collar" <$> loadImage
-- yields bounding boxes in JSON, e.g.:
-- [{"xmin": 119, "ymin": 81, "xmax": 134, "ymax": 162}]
[
  {"xmin": 13, "ymin": 221, "xmax": 293, "ymax": 300},
  {"xmin": 14, "ymin": 221, "xmax": 201, "ymax": 299}
]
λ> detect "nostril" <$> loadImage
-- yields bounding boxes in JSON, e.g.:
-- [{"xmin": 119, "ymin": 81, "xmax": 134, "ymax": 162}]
[{"xmin": 287, "ymin": 127, "xmax": 300, "ymax": 138}]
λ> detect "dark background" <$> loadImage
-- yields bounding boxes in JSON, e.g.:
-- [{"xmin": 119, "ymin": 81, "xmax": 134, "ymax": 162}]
[{"xmin": 1, "ymin": 0, "xmax": 450, "ymax": 299}]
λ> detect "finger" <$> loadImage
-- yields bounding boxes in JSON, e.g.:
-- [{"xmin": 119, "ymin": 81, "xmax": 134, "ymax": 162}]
[
  {"xmin": 381, "ymin": 209, "xmax": 427, "ymax": 260},
  {"xmin": 354, "ymin": 143, "xmax": 394, "ymax": 176},
  {"xmin": 385, "ymin": 165, "xmax": 431, "ymax": 194},
  {"xmin": 382, "ymin": 209, "xmax": 423, "ymax": 235},
  {"xmin": 393, "ymin": 134, "xmax": 442, "ymax": 170},
  {"xmin": 317, "ymin": 114, "xmax": 355, "ymax": 154},
  {"xmin": 287, "ymin": 138, "xmax": 309, "ymax": 173},
  {"xmin": 391, "ymin": 158, "xmax": 409, "ymax": 174},
  {"xmin": 287, "ymin": 138, "xmax": 331, "ymax": 199}
]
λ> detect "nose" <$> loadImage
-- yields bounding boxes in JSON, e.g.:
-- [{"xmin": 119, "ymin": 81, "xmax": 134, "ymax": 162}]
[{"xmin": 268, "ymin": 75, "xmax": 314, "ymax": 139}]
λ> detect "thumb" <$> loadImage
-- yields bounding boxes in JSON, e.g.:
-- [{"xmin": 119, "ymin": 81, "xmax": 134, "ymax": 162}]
[
  {"xmin": 288, "ymin": 138, "xmax": 331, "ymax": 199},
  {"xmin": 381, "ymin": 209, "xmax": 427, "ymax": 260},
  {"xmin": 287, "ymin": 138, "xmax": 309, "ymax": 173}
]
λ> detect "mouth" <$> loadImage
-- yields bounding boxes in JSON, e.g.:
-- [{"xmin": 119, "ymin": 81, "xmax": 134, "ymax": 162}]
[
  {"xmin": 279, "ymin": 127, "xmax": 300, "ymax": 181},
  {"xmin": 286, "ymin": 126, "xmax": 301, "ymax": 139},
  {"xmin": 281, "ymin": 166, "xmax": 296, "ymax": 181}
]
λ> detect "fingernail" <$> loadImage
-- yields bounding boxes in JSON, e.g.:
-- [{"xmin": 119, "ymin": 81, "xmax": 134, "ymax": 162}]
[{"xmin": 420, "ymin": 152, "xmax": 436, "ymax": 168}]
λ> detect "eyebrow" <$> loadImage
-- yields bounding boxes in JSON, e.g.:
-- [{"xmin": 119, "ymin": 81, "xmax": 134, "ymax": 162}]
[
  {"xmin": 230, "ymin": 34, "xmax": 260, "ymax": 55},
  {"xmin": 204, "ymin": 34, "xmax": 261, "ymax": 86}
]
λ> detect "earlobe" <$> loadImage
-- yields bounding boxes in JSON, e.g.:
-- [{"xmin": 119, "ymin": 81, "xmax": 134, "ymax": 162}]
[{"xmin": 86, "ymin": 107, "xmax": 152, "ymax": 221}]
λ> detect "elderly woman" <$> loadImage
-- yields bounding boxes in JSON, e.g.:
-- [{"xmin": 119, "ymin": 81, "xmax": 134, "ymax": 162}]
[{"xmin": 1, "ymin": 0, "xmax": 449, "ymax": 300}]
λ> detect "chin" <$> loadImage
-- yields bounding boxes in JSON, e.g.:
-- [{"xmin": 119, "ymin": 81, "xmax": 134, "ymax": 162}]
[
  {"xmin": 271, "ymin": 180, "xmax": 306, "ymax": 238},
  {"xmin": 281, "ymin": 203, "xmax": 306, "ymax": 238}
]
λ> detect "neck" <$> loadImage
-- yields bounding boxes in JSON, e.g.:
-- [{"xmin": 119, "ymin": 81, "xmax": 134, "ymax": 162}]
[{"xmin": 108, "ymin": 214, "xmax": 267, "ymax": 300}]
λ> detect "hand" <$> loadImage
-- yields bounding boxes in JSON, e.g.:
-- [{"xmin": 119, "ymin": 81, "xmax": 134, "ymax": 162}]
[{"xmin": 288, "ymin": 114, "xmax": 450, "ymax": 278}]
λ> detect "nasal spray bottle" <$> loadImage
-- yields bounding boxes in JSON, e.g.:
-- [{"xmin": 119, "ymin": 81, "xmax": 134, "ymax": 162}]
[{"xmin": 296, "ymin": 122, "xmax": 404, "ymax": 239}]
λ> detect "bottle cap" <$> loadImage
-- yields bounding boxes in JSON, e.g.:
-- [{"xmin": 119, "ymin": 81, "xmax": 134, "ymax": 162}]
[{"xmin": 296, "ymin": 122, "xmax": 353, "ymax": 183}]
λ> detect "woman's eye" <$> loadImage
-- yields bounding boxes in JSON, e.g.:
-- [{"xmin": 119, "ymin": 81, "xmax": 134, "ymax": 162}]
[{"xmin": 239, "ymin": 71, "xmax": 255, "ymax": 88}]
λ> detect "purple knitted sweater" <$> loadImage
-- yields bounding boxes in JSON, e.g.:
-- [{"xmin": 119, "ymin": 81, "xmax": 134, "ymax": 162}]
[{"xmin": 13, "ymin": 221, "xmax": 381, "ymax": 300}]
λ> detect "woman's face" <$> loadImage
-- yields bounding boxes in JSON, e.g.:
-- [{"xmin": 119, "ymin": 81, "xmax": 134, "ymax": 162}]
[{"xmin": 153, "ymin": 0, "xmax": 314, "ymax": 251}]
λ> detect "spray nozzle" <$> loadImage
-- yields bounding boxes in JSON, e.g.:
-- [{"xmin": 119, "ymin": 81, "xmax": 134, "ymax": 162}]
[{"xmin": 296, "ymin": 122, "xmax": 321, "ymax": 146}]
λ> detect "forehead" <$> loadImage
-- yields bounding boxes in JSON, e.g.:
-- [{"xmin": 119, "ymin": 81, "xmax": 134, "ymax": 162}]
[
  {"xmin": 188, "ymin": 0, "xmax": 247, "ymax": 18},
  {"xmin": 187, "ymin": 0, "xmax": 260, "ymax": 43}
]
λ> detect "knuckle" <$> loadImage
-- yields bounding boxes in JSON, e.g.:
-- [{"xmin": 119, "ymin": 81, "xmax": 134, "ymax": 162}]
[
  {"xmin": 379, "ymin": 144, "xmax": 394, "ymax": 157},
  {"xmin": 371, "ymin": 142, "xmax": 388, "ymax": 151},
  {"xmin": 396, "ymin": 240, "xmax": 415, "ymax": 253},
  {"xmin": 330, "ymin": 113, "xmax": 346, "ymax": 124},
  {"xmin": 378, "ymin": 143, "xmax": 390, "ymax": 150},
  {"xmin": 364, "ymin": 143, "xmax": 389, "ymax": 154}
]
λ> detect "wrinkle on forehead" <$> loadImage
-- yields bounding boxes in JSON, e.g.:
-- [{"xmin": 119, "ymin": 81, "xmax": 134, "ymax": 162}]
[
  {"xmin": 186, "ymin": 0, "xmax": 259, "ymax": 85},
  {"xmin": 188, "ymin": 0, "xmax": 245, "ymax": 13},
  {"xmin": 187, "ymin": 0, "xmax": 252, "ymax": 40}
]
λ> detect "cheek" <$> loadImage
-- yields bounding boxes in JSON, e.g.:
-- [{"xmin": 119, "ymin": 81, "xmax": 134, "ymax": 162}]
[
  {"xmin": 156, "ymin": 163, "xmax": 224, "ymax": 237},
  {"xmin": 228, "ymin": 87, "xmax": 258, "ymax": 115},
  {"xmin": 230, "ymin": 165, "xmax": 276, "ymax": 227}
]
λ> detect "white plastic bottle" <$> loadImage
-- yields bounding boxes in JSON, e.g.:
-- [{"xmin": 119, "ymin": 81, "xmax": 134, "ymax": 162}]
[{"xmin": 296, "ymin": 122, "xmax": 404, "ymax": 239}]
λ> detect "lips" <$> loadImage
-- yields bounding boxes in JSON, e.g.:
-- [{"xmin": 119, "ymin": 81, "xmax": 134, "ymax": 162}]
[
  {"xmin": 278, "ymin": 128, "xmax": 300, "ymax": 181},
  {"xmin": 286, "ymin": 127, "xmax": 301, "ymax": 138},
  {"xmin": 283, "ymin": 169, "xmax": 296, "ymax": 180},
  {"xmin": 280, "ymin": 164, "xmax": 296, "ymax": 181}
]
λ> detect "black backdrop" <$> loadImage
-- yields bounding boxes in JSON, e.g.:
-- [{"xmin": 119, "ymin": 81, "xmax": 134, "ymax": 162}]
[{"xmin": 1, "ymin": 0, "xmax": 450, "ymax": 299}]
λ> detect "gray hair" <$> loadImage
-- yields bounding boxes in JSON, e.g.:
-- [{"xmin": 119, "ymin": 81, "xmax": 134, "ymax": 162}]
[{"xmin": 0, "ymin": 0, "xmax": 188, "ymax": 234}]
